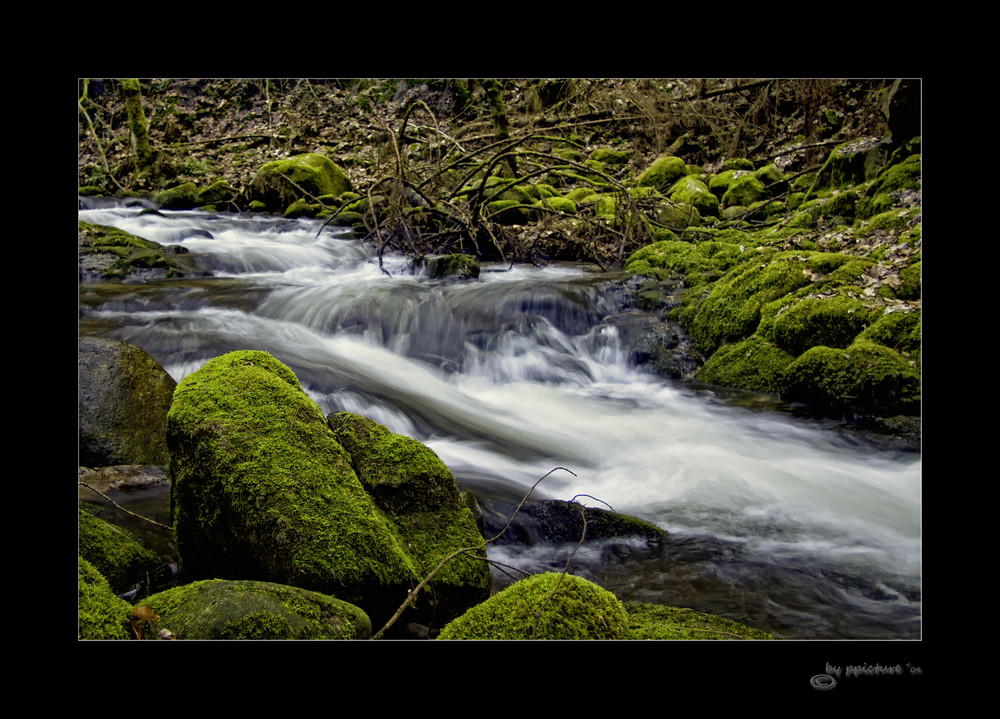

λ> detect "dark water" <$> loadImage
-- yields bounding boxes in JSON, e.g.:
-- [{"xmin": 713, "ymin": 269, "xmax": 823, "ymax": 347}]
[{"xmin": 78, "ymin": 200, "xmax": 921, "ymax": 639}]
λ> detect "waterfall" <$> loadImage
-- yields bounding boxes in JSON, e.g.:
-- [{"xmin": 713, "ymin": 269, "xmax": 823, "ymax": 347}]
[{"xmin": 79, "ymin": 201, "xmax": 921, "ymax": 639}]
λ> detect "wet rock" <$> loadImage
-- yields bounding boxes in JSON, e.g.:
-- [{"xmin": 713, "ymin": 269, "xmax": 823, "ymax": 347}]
[{"xmin": 78, "ymin": 337, "xmax": 175, "ymax": 467}]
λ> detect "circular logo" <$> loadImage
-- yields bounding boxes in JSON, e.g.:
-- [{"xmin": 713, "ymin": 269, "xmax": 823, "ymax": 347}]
[{"xmin": 810, "ymin": 674, "xmax": 837, "ymax": 691}]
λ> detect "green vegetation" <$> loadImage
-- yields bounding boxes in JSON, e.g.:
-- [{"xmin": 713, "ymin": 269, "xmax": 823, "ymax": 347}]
[
  {"xmin": 167, "ymin": 350, "xmax": 421, "ymax": 604},
  {"xmin": 78, "ymin": 557, "xmax": 134, "ymax": 639},
  {"xmin": 136, "ymin": 579, "xmax": 372, "ymax": 639},
  {"xmin": 78, "ymin": 504, "xmax": 162, "ymax": 595},
  {"xmin": 438, "ymin": 572, "xmax": 630, "ymax": 640},
  {"xmin": 624, "ymin": 602, "xmax": 773, "ymax": 640}
]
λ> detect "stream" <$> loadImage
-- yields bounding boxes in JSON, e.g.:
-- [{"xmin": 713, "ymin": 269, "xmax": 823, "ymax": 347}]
[{"xmin": 78, "ymin": 199, "xmax": 921, "ymax": 640}]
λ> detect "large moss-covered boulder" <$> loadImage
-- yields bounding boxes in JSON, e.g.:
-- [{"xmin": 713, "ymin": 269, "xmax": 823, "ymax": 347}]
[
  {"xmin": 135, "ymin": 579, "xmax": 371, "ymax": 640},
  {"xmin": 79, "ymin": 557, "xmax": 134, "ymax": 639},
  {"xmin": 166, "ymin": 350, "xmax": 420, "ymax": 614},
  {"xmin": 437, "ymin": 572, "xmax": 630, "ymax": 640},
  {"xmin": 327, "ymin": 412, "xmax": 491, "ymax": 626},
  {"xmin": 79, "ymin": 337, "xmax": 176, "ymax": 467},
  {"xmin": 780, "ymin": 339, "xmax": 920, "ymax": 416},
  {"xmin": 247, "ymin": 153, "xmax": 353, "ymax": 214}
]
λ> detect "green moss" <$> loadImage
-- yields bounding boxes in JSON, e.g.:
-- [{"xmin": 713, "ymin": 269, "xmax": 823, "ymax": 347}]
[
  {"xmin": 696, "ymin": 337, "xmax": 796, "ymax": 394},
  {"xmin": 817, "ymin": 191, "xmax": 858, "ymax": 223},
  {"xmin": 427, "ymin": 253, "xmax": 481, "ymax": 279},
  {"xmin": 625, "ymin": 239, "xmax": 750, "ymax": 288},
  {"xmin": 589, "ymin": 148, "xmax": 631, "ymax": 164},
  {"xmin": 79, "ymin": 505, "xmax": 162, "ymax": 595},
  {"xmin": 771, "ymin": 295, "xmax": 879, "ymax": 356},
  {"xmin": 754, "ymin": 163, "xmax": 784, "ymax": 186},
  {"xmin": 327, "ymin": 412, "xmax": 491, "ymax": 617},
  {"xmin": 79, "ymin": 558, "xmax": 134, "ymax": 640},
  {"xmin": 137, "ymin": 579, "xmax": 371, "ymax": 639},
  {"xmin": 154, "ymin": 182, "xmax": 200, "ymax": 209},
  {"xmin": 667, "ymin": 176, "xmax": 719, "ymax": 217},
  {"xmin": 857, "ymin": 207, "xmax": 919, "ymax": 236},
  {"xmin": 248, "ymin": 153, "xmax": 353, "ymax": 213},
  {"xmin": 637, "ymin": 155, "xmax": 687, "ymax": 189},
  {"xmin": 539, "ymin": 196, "xmax": 578, "ymax": 214},
  {"xmin": 687, "ymin": 251, "xmax": 816, "ymax": 355},
  {"xmin": 624, "ymin": 602, "xmax": 773, "ymax": 640},
  {"xmin": 167, "ymin": 350, "xmax": 420, "ymax": 604},
  {"xmin": 438, "ymin": 572, "xmax": 629, "ymax": 640},
  {"xmin": 781, "ymin": 339, "xmax": 920, "ymax": 416},
  {"xmin": 897, "ymin": 261, "xmax": 921, "ymax": 300},
  {"xmin": 721, "ymin": 173, "xmax": 766, "ymax": 208},
  {"xmin": 858, "ymin": 309, "xmax": 921, "ymax": 362}
]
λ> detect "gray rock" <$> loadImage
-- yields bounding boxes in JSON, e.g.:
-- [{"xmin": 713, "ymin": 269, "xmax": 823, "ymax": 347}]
[{"xmin": 78, "ymin": 337, "xmax": 175, "ymax": 467}]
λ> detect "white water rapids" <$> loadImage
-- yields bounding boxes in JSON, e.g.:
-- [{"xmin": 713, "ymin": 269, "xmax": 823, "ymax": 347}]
[{"xmin": 78, "ymin": 200, "xmax": 921, "ymax": 639}]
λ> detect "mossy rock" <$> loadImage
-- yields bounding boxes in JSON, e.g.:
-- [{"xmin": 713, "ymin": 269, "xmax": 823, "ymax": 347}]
[
  {"xmin": 624, "ymin": 602, "xmax": 772, "ymax": 640},
  {"xmin": 721, "ymin": 173, "xmax": 766, "ymax": 208},
  {"xmin": 897, "ymin": 261, "xmax": 921, "ymax": 300},
  {"xmin": 625, "ymin": 239, "xmax": 749, "ymax": 288},
  {"xmin": 486, "ymin": 199, "xmax": 535, "ymax": 225},
  {"xmin": 667, "ymin": 176, "xmax": 719, "ymax": 217},
  {"xmin": 196, "ymin": 179, "xmax": 239, "ymax": 206},
  {"xmin": 79, "ymin": 504, "xmax": 162, "ymax": 595},
  {"xmin": 686, "ymin": 251, "xmax": 815, "ymax": 355},
  {"xmin": 247, "ymin": 153, "xmax": 353, "ymax": 214},
  {"xmin": 589, "ymin": 148, "xmax": 631, "ymax": 164},
  {"xmin": 723, "ymin": 158, "xmax": 755, "ymax": 171},
  {"xmin": 809, "ymin": 137, "xmax": 888, "ymax": 195},
  {"xmin": 154, "ymin": 182, "xmax": 200, "ymax": 210},
  {"xmin": 857, "ymin": 207, "xmax": 919, "ymax": 235},
  {"xmin": 780, "ymin": 339, "xmax": 920, "ymax": 416},
  {"xmin": 135, "ymin": 579, "xmax": 371, "ymax": 640},
  {"xmin": 817, "ymin": 191, "xmax": 858, "ymax": 223},
  {"xmin": 539, "ymin": 196, "xmax": 578, "ymax": 214},
  {"xmin": 638, "ymin": 155, "xmax": 687, "ymax": 189},
  {"xmin": 327, "ymin": 411, "xmax": 491, "ymax": 624},
  {"xmin": 426, "ymin": 253, "xmax": 481, "ymax": 279},
  {"xmin": 283, "ymin": 198, "xmax": 325, "ymax": 218},
  {"xmin": 865, "ymin": 153, "xmax": 921, "ymax": 197},
  {"xmin": 437, "ymin": 572, "xmax": 630, "ymax": 640},
  {"xmin": 754, "ymin": 164, "xmax": 784, "ymax": 186},
  {"xmin": 696, "ymin": 336, "xmax": 796, "ymax": 394},
  {"xmin": 79, "ymin": 557, "xmax": 134, "ymax": 640},
  {"xmin": 78, "ymin": 221, "xmax": 198, "ymax": 282},
  {"xmin": 166, "ymin": 350, "xmax": 421, "ymax": 611},
  {"xmin": 771, "ymin": 295, "xmax": 879, "ymax": 356}
]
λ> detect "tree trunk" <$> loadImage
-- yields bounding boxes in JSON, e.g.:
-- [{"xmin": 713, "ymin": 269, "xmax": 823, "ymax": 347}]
[
  {"xmin": 121, "ymin": 79, "xmax": 153, "ymax": 171},
  {"xmin": 482, "ymin": 80, "xmax": 517, "ymax": 177}
]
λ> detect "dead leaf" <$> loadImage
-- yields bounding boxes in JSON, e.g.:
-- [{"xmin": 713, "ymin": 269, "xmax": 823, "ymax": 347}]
[{"xmin": 133, "ymin": 605, "xmax": 159, "ymax": 622}]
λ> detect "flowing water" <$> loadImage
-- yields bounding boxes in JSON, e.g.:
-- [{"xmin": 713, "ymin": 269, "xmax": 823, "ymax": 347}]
[{"xmin": 78, "ymin": 199, "xmax": 922, "ymax": 639}]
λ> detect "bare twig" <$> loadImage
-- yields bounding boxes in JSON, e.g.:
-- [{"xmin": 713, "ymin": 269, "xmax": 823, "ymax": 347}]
[
  {"xmin": 78, "ymin": 481, "xmax": 173, "ymax": 532},
  {"xmin": 370, "ymin": 466, "xmax": 577, "ymax": 640}
]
